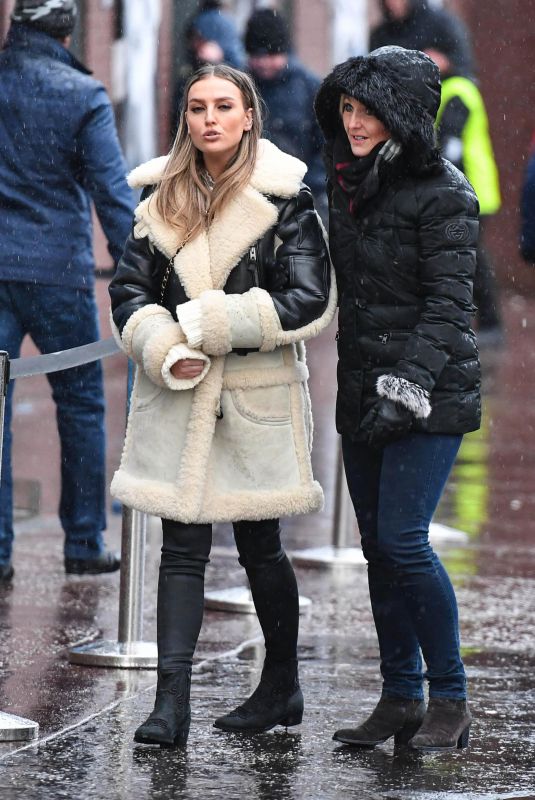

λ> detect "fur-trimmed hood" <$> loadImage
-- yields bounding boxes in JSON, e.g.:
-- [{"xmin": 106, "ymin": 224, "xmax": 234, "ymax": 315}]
[{"xmin": 314, "ymin": 46, "xmax": 441, "ymax": 173}]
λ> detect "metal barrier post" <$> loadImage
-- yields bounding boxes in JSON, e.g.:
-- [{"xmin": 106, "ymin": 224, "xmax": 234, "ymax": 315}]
[
  {"xmin": 291, "ymin": 437, "xmax": 367, "ymax": 568},
  {"xmin": 69, "ymin": 508, "xmax": 157, "ymax": 668},
  {"xmin": 69, "ymin": 361, "xmax": 157, "ymax": 668},
  {"xmin": 0, "ymin": 351, "xmax": 39, "ymax": 741}
]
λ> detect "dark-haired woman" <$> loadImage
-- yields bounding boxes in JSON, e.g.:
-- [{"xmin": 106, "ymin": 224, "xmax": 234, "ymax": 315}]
[
  {"xmin": 110, "ymin": 64, "xmax": 335, "ymax": 746},
  {"xmin": 314, "ymin": 46, "xmax": 480, "ymax": 753}
]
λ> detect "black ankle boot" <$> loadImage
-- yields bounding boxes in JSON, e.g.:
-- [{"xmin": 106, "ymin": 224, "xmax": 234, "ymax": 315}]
[
  {"xmin": 333, "ymin": 694, "xmax": 426, "ymax": 748},
  {"xmin": 213, "ymin": 659, "xmax": 303, "ymax": 733},
  {"xmin": 134, "ymin": 667, "xmax": 191, "ymax": 747},
  {"xmin": 408, "ymin": 697, "xmax": 472, "ymax": 752}
]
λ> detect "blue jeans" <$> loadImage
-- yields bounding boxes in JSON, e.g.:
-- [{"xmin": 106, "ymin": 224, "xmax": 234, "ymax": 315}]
[
  {"xmin": 342, "ymin": 432, "xmax": 466, "ymax": 700},
  {"xmin": 0, "ymin": 282, "xmax": 106, "ymax": 564}
]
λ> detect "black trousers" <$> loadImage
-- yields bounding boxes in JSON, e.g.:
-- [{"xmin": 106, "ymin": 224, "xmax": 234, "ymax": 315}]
[{"xmin": 157, "ymin": 518, "xmax": 299, "ymax": 671}]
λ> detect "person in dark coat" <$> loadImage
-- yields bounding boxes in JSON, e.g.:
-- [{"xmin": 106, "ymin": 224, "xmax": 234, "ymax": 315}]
[
  {"xmin": 0, "ymin": 0, "xmax": 134, "ymax": 582},
  {"xmin": 171, "ymin": 0, "xmax": 245, "ymax": 140},
  {"xmin": 520, "ymin": 142, "xmax": 535, "ymax": 262},
  {"xmin": 370, "ymin": 0, "xmax": 475, "ymax": 76},
  {"xmin": 314, "ymin": 45, "xmax": 480, "ymax": 753},
  {"xmin": 244, "ymin": 9, "xmax": 327, "ymax": 222}
]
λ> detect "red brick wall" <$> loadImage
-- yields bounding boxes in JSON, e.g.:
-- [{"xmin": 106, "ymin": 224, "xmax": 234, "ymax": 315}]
[
  {"xmin": 459, "ymin": 0, "xmax": 535, "ymax": 294},
  {"xmin": 293, "ymin": 0, "xmax": 332, "ymax": 76},
  {"xmin": 368, "ymin": 0, "xmax": 535, "ymax": 293}
]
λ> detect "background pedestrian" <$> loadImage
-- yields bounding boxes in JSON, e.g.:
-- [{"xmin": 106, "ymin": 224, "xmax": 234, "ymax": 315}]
[
  {"xmin": 0, "ymin": 0, "xmax": 134, "ymax": 582},
  {"xmin": 244, "ymin": 8, "xmax": 328, "ymax": 222},
  {"xmin": 520, "ymin": 137, "xmax": 535, "ymax": 263},
  {"xmin": 426, "ymin": 45, "xmax": 504, "ymax": 346},
  {"xmin": 171, "ymin": 0, "xmax": 245, "ymax": 140},
  {"xmin": 370, "ymin": 0, "xmax": 475, "ymax": 76}
]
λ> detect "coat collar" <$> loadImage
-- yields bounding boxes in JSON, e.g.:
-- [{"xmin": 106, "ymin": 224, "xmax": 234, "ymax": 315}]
[
  {"xmin": 128, "ymin": 140, "xmax": 306, "ymax": 299},
  {"xmin": 6, "ymin": 23, "xmax": 92, "ymax": 74}
]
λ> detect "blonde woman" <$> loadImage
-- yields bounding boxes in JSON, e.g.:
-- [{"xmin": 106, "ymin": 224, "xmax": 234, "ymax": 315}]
[{"xmin": 109, "ymin": 64, "xmax": 335, "ymax": 747}]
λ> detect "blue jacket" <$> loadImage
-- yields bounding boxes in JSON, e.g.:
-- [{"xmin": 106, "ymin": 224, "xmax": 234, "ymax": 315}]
[
  {"xmin": 521, "ymin": 150, "xmax": 535, "ymax": 262},
  {"xmin": 0, "ymin": 24, "xmax": 134, "ymax": 289},
  {"xmin": 253, "ymin": 58, "xmax": 327, "ymax": 219}
]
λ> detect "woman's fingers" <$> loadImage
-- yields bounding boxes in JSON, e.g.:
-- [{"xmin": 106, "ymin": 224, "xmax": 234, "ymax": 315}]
[{"xmin": 170, "ymin": 359, "xmax": 205, "ymax": 379}]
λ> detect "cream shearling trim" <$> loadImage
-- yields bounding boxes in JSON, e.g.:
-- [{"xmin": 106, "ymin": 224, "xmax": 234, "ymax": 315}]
[
  {"xmin": 198, "ymin": 290, "xmax": 232, "ymax": 355},
  {"xmin": 127, "ymin": 155, "xmax": 169, "ymax": 188},
  {"xmin": 110, "ymin": 472, "xmax": 324, "ymax": 524},
  {"xmin": 173, "ymin": 355, "xmax": 227, "ymax": 520},
  {"xmin": 126, "ymin": 140, "xmax": 305, "ymax": 198},
  {"xmin": 176, "ymin": 299, "xmax": 204, "ymax": 349},
  {"xmin": 377, "ymin": 374, "xmax": 432, "ymax": 419},
  {"xmin": 142, "ymin": 322, "xmax": 187, "ymax": 388},
  {"xmin": 121, "ymin": 304, "xmax": 173, "ymax": 358},
  {"xmin": 250, "ymin": 140, "xmax": 307, "ymax": 198},
  {"xmin": 161, "ymin": 343, "xmax": 211, "ymax": 390},
  {"xmin": 133, "ymin": 193, "xmax": 183, "ymax": 259},
  {"xmin": 247, "ymin": 288, "xmax": 282, "ymax": 352}
]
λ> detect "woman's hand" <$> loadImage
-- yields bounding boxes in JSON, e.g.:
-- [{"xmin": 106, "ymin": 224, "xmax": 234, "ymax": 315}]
[
  {"xmin": 170, "ymin": 358, "xmax": 206, "ymax": 380},
  {"xmin": 360, "ymin": 398, "xmax": 414, "ymax": 449}
]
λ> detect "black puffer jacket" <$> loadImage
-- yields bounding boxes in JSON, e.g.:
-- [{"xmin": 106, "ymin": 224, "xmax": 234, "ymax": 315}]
[
  {"xmin": 110, "ymin": 184, "xmax": 329, "ymax": 341},
  {"xmin": 314, "ymin": 46, "xmax": 481, "ymax": 438}
]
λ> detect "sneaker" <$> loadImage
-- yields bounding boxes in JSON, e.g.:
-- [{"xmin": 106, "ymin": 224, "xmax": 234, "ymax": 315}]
[{"xmin": 65, "ymin": 550, "xmax": 120, "ymax": 575}]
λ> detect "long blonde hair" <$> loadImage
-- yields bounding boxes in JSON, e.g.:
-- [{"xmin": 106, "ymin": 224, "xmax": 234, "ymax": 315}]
[{"xmin": 155, "ymin": 65, "xmax": 263, "ymax": 245}]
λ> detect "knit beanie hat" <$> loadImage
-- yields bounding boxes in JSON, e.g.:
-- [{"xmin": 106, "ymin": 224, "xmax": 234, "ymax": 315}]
[
  {"xmin": 245, "ymin": 9, "xmax": 291, "ymax": 55},
  {"xmin": 11, "ymin": 0, "xmax": 77, "ymax": 38}
]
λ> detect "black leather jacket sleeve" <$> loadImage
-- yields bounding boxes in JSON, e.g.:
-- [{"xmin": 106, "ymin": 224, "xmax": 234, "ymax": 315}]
[
  {"xmin": 268, "ymin": 185, "xmax": 330, "ymax": 330},
  {"xmin": 109, "ymin": 229, "xmax": 163, "ymax": 333}
]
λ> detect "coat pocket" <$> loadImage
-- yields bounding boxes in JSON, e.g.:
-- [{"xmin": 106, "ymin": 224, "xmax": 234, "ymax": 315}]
[{"xmin": 230, "ymin": 385, "xmax": 291, "ymax": 425}]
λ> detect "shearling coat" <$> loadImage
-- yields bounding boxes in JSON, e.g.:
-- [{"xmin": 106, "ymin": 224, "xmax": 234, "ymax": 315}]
[{"xmin": 109, "ymin": 140, "xmax": 336, "ymax": 524}]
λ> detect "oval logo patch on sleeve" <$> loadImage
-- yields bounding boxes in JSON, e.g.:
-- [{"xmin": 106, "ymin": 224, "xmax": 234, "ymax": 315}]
[{"xmin": 445, "ymin": 222, "xmax": 470, "ymax": 242}]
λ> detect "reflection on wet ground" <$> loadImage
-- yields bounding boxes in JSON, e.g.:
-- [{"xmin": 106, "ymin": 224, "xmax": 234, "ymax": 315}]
[{"xmin": 1, "ymin": 294, "xmax": 535, "ymax": 798}]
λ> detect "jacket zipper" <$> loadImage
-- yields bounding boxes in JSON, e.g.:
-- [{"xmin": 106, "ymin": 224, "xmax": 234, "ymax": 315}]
[{"xmin": 249, "ymin": 245, "xmax": 259, "ymax": 286}]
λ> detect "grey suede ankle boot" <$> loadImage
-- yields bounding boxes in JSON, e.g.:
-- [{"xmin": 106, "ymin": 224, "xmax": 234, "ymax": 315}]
[
  {"xmin": 333, "ymin": 694, "xmax": 426, "ymax": 748},
  {"xmin": 408, "ymin": 697, "xmax": 472, "ymax": 752}
]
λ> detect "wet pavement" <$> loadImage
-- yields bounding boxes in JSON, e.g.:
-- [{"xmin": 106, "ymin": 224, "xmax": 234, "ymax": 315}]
[{"xmin": 1, "ymin": 288, "xmax": 535, "ymax": 799}]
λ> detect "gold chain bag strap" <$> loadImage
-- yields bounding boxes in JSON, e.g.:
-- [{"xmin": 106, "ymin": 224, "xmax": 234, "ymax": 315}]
[{"xmin": 159, "ymin": 254, "xmax": 175, "ymax": 305}]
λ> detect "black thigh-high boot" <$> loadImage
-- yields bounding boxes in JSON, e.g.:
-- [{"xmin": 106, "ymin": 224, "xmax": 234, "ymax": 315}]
[
  {"xmin": 134, "ymin": 520, "xmax": 212, "ymax": 747},
  {"xmin": 213, "ymin": 519, "xmax": 303, "ymax": 733}
]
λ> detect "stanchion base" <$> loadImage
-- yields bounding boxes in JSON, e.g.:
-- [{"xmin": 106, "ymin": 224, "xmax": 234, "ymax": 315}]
[
  {"xmin": 291, "ymin": 545, "xmax": 366, "ymax": 568},
  {"xmin": 68, "ymin": 640, "xmax": 157, "ymax": 669},
  {"xmin": 0, "ymin": 711, "xmax": 39, "ymax": 742},
  {"xmin": 429, "ymin": 522, "xmax": 469, "ymax": 545},
  {"xmin": 205, "ymin": 587, "xmax": 312, "ymax": 614}
]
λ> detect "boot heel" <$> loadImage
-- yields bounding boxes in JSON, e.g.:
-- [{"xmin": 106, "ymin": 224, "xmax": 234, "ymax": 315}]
[
  {"xmin": 394, "ymin": 718, "xmax": 423, "ymax": 746},
  {"xmin": 282, "ymin": 711, "xmax": 303, "ymax": 728},
  {"xmin": 457, "ymin": 724, "xmax": 470, "ymax": 749}
]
